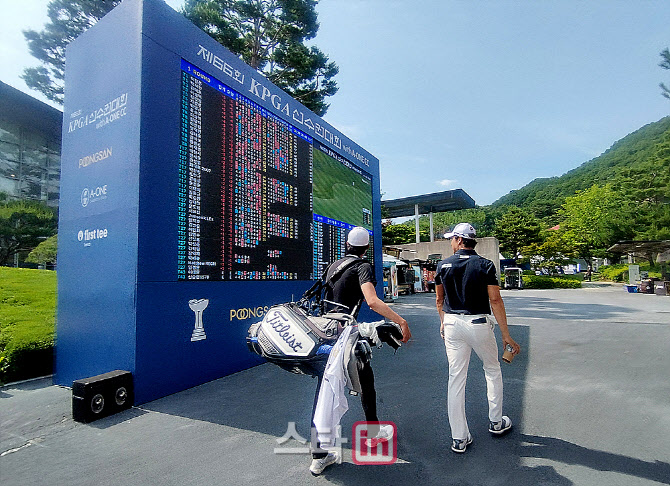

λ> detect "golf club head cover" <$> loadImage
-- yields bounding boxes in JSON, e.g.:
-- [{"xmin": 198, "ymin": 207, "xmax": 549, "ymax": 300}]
[{"xmin": 376, "ymin": 322, "xmax": 403, "ymax": 350}]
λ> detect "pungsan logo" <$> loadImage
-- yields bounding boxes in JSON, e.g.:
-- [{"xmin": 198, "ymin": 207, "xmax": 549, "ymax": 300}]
[{"xmin": 230, "ymin": 306, "xmax": 269, "ymax": 321}]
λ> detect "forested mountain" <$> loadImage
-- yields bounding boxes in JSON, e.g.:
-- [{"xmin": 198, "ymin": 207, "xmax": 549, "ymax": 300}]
[
  {"xmin": 492, "ymin": 116, "xmax": 670, "ymax": 225},
  {"xmin": 384, "ymin": 115, "xmax": 670, "ymax": 244}
]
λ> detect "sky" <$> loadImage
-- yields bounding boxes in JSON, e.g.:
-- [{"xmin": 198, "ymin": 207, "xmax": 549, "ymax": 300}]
[{"xmin": 2, "ymin": 0, "xmax": 669, "ymax": 207}]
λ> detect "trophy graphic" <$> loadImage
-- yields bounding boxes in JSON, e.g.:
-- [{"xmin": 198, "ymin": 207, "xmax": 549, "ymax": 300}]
[{"xmin": 188, "ymin": 298, "xmax": 209, "ymax": 341}]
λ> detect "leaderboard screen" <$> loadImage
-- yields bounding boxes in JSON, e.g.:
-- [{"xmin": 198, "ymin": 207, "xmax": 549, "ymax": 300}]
[
  {"xmin": 178, "ymin": 60, "xmax": 373, "ymax": 281},
  {"xmin": 312, "ymin": 144, "xmax": 373, "ymax": 276}
]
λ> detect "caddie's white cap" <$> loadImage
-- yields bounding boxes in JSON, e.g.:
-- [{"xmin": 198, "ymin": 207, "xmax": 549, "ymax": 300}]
[
  {"xmin": 347, "ymin": 226, "xmax": 370, "ymax": 246},
  {"xmin": 444, "ymin": 222, "xmax": 476, "ymax": 239}
]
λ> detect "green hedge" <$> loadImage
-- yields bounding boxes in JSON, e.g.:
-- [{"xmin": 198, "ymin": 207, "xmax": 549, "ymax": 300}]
[
  {"xmin": 0, "ymin": 267, "xmax": 56, "ymax": 383},
  {"xmin": 598, "ymin": 263, "xmax": 663, "ymax": 282},
  {"xmin": 522, "ymin": 275, "xmax": 582, "ymax": 289},
  {"xmin": 598, "ymin": 264, "xmax": 629, "ymax": 282}
]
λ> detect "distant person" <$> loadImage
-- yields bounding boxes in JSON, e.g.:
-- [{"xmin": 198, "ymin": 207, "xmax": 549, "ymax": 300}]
[
  {"xmin": 309, "ymin": 226, "xmax": 412, "ymax": 475},
  {"xmin": 435, "ymin": 223, "xmax": 521, "ymax": 453}
]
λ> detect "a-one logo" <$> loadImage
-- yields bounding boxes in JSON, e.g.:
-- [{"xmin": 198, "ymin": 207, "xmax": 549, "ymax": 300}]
[
  {"xmin": 189, "ymin": 299, "xmax": 209, "ymax": 341},
  {"xmin": 81, "ymin": 188, "xmax": 90, "ymax": 207},
  {"xmin": 81, "ymin": 185, "xmax": 107, "ymax": 207},
  {"xmin": 352, "ymin": 421, "xmax": 397, "ymax": 465}
]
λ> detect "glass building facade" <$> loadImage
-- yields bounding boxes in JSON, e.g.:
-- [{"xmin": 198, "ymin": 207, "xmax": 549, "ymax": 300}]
[{"xmin": 0, "ymin": 81, "xmax": 62, "ymax": 208}]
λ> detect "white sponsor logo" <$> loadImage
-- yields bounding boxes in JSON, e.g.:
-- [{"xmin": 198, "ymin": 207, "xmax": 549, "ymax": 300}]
[
  {"xmin": 81, "ymin": 185, "xmax": 107, "ymax": 207},
  {"xmin": 78, "ymin": 228, "xmax": 108, "ymax": 247},
  {"xmin": 189, "ymin": 299, "xmax": 209, "ymax": 342},
  {"xmin": 68, "ymin": 93, "xmax": 128, "ymax": 133},
  {"xmin": 79, "ymin": 147, "xmax": 112, "ymax": 168},
  {"xmin": 81, "ymin": 189, "xmax": 89, "ymax": 207}
]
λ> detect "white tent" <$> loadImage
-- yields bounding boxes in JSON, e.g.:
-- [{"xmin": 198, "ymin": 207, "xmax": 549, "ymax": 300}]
[{"xmin": 383, "ymin": 254, "xmax": 408, "ymax": 266}]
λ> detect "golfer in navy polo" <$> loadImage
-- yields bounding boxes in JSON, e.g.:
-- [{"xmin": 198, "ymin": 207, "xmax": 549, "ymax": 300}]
[{"xmin": 435, "ymin": 223, "xmax": 521, "ymax": 453}]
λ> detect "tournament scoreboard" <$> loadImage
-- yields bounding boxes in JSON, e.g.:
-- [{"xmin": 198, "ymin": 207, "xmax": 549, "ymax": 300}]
[{"xmin": 56, "ymin": 0, "xmax": 381, "ymax": 403}]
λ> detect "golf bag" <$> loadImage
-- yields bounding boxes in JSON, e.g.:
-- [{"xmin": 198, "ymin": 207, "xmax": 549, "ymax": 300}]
[
  {"xmin": 246, "ymin": 302, "xmax": 358, "ymax": 376},
  {"xmin": 246, "ymin": 257, "xmax": 403, "ymax": 379}
]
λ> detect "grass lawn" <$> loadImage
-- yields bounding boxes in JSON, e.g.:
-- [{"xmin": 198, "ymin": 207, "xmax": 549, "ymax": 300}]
[{"xmin": 0, "ymin": 267, "xmax": 56, "ymax": 383}]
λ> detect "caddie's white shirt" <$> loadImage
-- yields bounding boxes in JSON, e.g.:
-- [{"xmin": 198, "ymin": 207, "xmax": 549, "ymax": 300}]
[{"xmin": 313, "ymin": 326, "xmax": 352, "ymax": 446}]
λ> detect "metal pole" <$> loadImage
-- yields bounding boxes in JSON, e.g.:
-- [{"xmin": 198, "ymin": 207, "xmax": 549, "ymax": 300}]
[
  {"xmin": 415, "ymin": 204, "xmax": 420, "ymax": 244},
  {"xmin": 429, "ymin": 212, "xmax": 434, "ymax": 242}
]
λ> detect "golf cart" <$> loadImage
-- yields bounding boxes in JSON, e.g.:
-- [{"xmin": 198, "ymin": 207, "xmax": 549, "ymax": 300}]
[{"xmin": 504, "ymin": 267, "xmax": 524, "ymax": 290}]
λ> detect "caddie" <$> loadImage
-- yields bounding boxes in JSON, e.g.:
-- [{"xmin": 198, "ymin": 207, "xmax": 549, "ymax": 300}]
[{"xmin": 308, "ymin": 226, "xmax": 412, "ymax": 475}]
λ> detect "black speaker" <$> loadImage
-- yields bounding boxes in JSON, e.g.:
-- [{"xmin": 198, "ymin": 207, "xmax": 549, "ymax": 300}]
[{"xmin": 72, "ymin": 370, "xmax": 133, "ymax": 423}]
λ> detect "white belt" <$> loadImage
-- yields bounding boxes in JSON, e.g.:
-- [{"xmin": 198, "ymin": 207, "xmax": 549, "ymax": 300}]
[{"xmin": 443, "ymin": 314, "xmax": 490, "ymax": 326}]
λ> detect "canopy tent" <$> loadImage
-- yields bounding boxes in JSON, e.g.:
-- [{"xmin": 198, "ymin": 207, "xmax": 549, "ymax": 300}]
[
  {"xmin": 607, "ymin": 240, "xmax": 670, "ymax": 263},
  {"xmin": 382, "ymin": 189, "xmax": 475, "ymax": 243},
  {"xmin": 382, "ymin": 254, "xmax": 408, "ymax": 266}
]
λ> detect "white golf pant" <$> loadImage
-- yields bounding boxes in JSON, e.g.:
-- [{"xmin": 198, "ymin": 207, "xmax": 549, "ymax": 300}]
[{"xmin": 443, "ymin": 314, "xmax": 503, "ymax": 440}]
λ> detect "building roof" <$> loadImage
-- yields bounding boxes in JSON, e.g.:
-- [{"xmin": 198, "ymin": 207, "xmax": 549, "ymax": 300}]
[
  {"xmin": 381, "ymin": 189, "xmax": 475, "ymax": 218},
  {"xmin": 0, "ymin": 81, "xmax": 62, "ymax": 144},
  {"xmin": 608, "ymin": 240, "xmax": 670, "ymax": 256}
]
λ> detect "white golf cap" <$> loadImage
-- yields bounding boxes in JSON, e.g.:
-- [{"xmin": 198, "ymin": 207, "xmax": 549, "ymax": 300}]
[
  {"xmin": 444, "ymin": 222, "xmax": 476, "ymax": 239},
  {"xmin": 347, "ymin": 226, "xmax": 370, "ymax": 246}
]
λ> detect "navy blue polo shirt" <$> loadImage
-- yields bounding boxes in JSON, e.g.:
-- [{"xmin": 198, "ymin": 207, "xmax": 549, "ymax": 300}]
[
  {"xmin": 434, "ymin": 249, "xmax": 498, "ymax": 315},
  {"xmin": 324, "ymin": 256, "xmax": 376, "ymax": 317}
]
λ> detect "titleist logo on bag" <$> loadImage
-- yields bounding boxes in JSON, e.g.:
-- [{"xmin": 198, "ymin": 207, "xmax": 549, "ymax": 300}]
[
  {"xmin": 249, "ymin": 304, "xmax": 354, "ymax": 361},
  {"xmin": 260, "ymin": 307, "xmax": 315, "ymax": 357}
]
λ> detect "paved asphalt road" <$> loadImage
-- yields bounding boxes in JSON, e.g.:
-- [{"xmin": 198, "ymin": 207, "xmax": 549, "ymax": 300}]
[{"xmin": 2, "ymin": 285, "xmax": 669, "ymax": 485}]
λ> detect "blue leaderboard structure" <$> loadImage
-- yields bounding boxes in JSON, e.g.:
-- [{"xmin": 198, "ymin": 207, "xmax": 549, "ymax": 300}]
[{"xmin": 56, "ymin": 0, "xmax": 382, "ymax": 404}]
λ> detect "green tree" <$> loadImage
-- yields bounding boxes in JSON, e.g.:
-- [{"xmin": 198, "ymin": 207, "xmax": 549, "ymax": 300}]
[
  {"xmin": 494, "ymin": 206, "xmax": 543, "ymax": 260},
  {"xmin": 26, "ymin": 235, "xmax": 58, "ymax": 266},
  {"xmin": 380, "ymin": 204, "xmax": 391, "ymax": 220},
  {"xmin": 431, "ymin": 208, "xmax": 490, "ymax": 238},
  {"xmin": 609, "ymin": 142, "xmax": 670, "ymax": 241},
  {"xmin": 660, "ymin": 47, "xmax": 670, "ymax": 100},
  {"xmin": 0, "ymin": 200, "xmax": 58, "ymax": 265},
  {"xmin": 183, "ymin": 0, "xmax": 338, "ymax": 115},
  {"xmin": 521, "ymin": 229, "xmax": 572, "ymax": 272},
  {"xmin": 491, "ymin": 116, "xmax": 670, "ymax": 229},
  {"xmin": 399, "ymin": 207, "xmax": 495, "ymax": 242},
  {"xmin": 382, "ymin": 223, "xmax": 427, "ymax": 245},
  {"xmin": 559, "ymin": 185, "xmax": 633, "ymax": 272},
  {"xmin": 22, "ymin": 0, "xmax": 121, "ymax": 104}
]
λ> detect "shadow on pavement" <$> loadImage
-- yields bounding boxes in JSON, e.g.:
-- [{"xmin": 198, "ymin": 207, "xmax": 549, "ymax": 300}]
[
  {"xmin": 136, "ymin": 292, "xmax": 670, "ymax": 485},
  {"xmin": 0, "ymin": 376, "xmax": 54, "ymax": 397},
  {"xmin": 138, "ymin": 293, "xmax": 540, "ymax": 485},
  {"xmin": 3, "ymin": 293, "xmax": 668, "ymax": 485},
  {"xmin": 520, "ymin": 434, "xmax": 670, "ymax": 485},
  {"xmin": 503, "ymin": 294, "xmax": 634, "ymax": 321}
]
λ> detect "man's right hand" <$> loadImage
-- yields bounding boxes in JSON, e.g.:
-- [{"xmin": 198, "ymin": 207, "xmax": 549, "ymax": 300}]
[
  {"xmin": 399, "ymin": 319, "xmax": 411, "ymax": 343},
  {"xmin": 502, "ymin": 334, "xmax": 520, "ymax": 355},
  {"xmin": 361, "ymin": 282, "xmax": 412, "ymax": 343}
]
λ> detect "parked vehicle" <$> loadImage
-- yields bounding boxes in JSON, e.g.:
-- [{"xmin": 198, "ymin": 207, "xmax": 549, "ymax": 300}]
[
  {"xmin": 421, "ymin": 254, "xmax": 442, "ymax": 292},
  {"xmin": 504, "ymin": 267, "xmax": 524, "ymax": 290},
  {"xmin": 396, "ymin": 264, "xmax": 417, "ymax": 295},
  {"xmin": 383, "ymin": 256, "xmax": 399, "ymax": 301}
]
